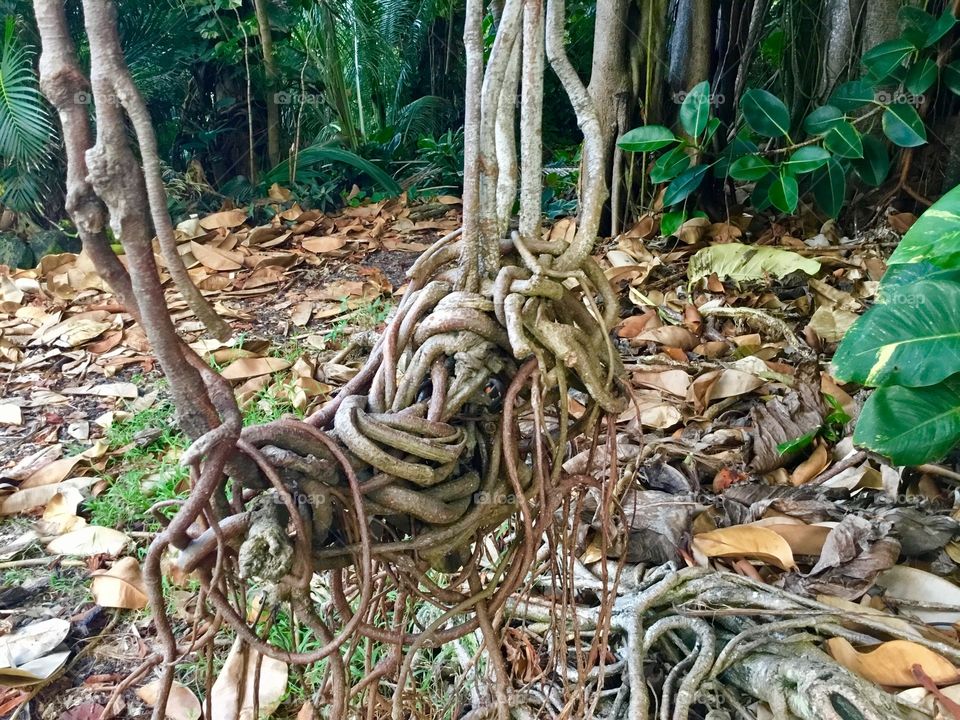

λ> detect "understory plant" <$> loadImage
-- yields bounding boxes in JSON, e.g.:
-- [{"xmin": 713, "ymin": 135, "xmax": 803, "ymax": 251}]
[
  {"xmin": 617, "ymin": 5, "xmax": 958, "ymax": 232},
  {"xmin": 833, "ymin": 183, "xmax": 960, "ymax": 465}
]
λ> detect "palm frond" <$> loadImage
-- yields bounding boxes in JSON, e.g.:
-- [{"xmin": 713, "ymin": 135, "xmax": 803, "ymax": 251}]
[
  {"xmin": 0, "ymin": 17, "xmax": 53, "ymax": 165},
  {"xmin": 264, "ymin": 142, "xmax": 401, "ymax": 195}
]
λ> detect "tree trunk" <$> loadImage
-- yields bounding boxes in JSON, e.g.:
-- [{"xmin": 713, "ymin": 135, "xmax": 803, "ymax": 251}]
[
  {"xmin": 818, "ymin": 0, "xmax": 867, "ymax": 101},
  {"xmin": 253, "ymin": 0, "xmax": 281, "ymax": 169}
]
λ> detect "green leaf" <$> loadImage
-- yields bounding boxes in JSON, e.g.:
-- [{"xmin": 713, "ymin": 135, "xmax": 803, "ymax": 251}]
[
  {"xmin": 925, "ymin": 10, "xmax": 957, "ymax": 47},
  {"xmin": 882, "ymin": 103, "xmax": 927, "ymax": 147},
  {"xmin": 702, "ymin": 117, "xmax": 722, "ymax": 145},
  {"xmin": 661, "ymin": 210, "xmax": 686, "ymax": 237},
  {"xmin": 783, "ymin": 146, "xmax": 830, "ymax": 175},
  {"xmin": 715, "ymin": 135, "xmax": 759, "ymax": 178},
  {"xmin": 861, "ymin": 38, "xmax": 915, "ymax": 80},
  {"xmin": 740, "ymin": 89, "xmax": 791, "ymax": 138},
  {"xmin": 728, "ymin": 155, "xmax": 775, "ymax": 181},
  {"xmin": 680, "ymin": 81, "xmax": 711, "ymax": 138},
  {"xmin": 887, "ymin": 183, "xmax": 960, "ymax": 269},
  {"xmin": 803, "ymin": 105, "xmax": 844, "ymax": 135},
  {"xmin": 905, "ymin": 56, "xmax": 938, "ymax": 95},
  {"xmin": 777, "ymin": 430, "xmax": 817, "ymax": 455},
  {"xmin": 262, "ymin": 144, "xmax": 400, "ymax": 195},
  {"xmin": 618, "ymin": 125, "xmax": 678, "ymax": 152},
  {"xmin": 662, "ymin": 164, "xmax": 709, "ymax": 206},
  {"xmin": 852, "ymin": 135, "xmax": 890, "ymax": 187},
  {"xmin": 768, "ymin": 172, "xmax": 799, "ymax": 213},
  {"xmin": 944, "ymin": 60, "xmax": 960, "ymax": 95},
  {"xmin": 824, "ymin": 121, "xmax": 864, "ymax": 158},
  {"xmin": 829, "ymin": 80, "xmax": 876, "ymax": 112},
  {"xmin": 649, "ymin": 146, "xmax": 691, "ymax": 184},
  {"xmin": 687, "ymin": 243, "xmax": 820, "ymax": 284},
  {"xmin": 750, "ymin": 173, "xmax": 775, "ymax": 211},
  {"xmin": 899, "ymin": 6, "xmax": 935, "ymax": 47},
  {"xmin": 833, "ymin": 278, "xmax": 960, "ymax": 388},
  {"xmin": 853, "ymin": 375, "xmax": 960, "ymax": 465},
  {"xmin": 877, "ymin": 262, "xmax": 960, "ymax": 299},
  {"xmin": 812, "ymin": 157, "xmax": 847, "ymax": 218}
]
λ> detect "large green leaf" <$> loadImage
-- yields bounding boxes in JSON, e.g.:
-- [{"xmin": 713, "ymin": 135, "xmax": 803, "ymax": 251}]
[
  {"xmin": 680, "ymin": 81, "xmax": 711, "ymax": 138},
  {"xmin": 887, "ymin": 182, "xmax": 960, "ymax": 269},
  {"xmin": 861, "ymin": 38, "xmax": 915, "ymax": 80},
  {"xmin": 783, "ymin": 146, "xmax": 830, "ymax": 175},
  {"xmin": 740, "ymin": 89, "xmax": 791, "ymax": 138},
  {"xmin": 768, "ymin": 172, "xmax": 799, "ymax": 213},
  {"xmin": 650, "ymin": 146, "xmax": 691, "ymax": 184},
  {"xmin": 833, "ymin": 278, "xmax": 960, "ymax": 387},
  {"xmin": 264, "ymin": 144, "xmax": 401, "ymax": 195},
  {"xmin": 618, "ymin": 125, "xmax": 678, "ymax": 152},
  {"xmin": 924, "ymin": 9, "xmax": 957, "ymax": 47},
  {"xmin": 803, "ymin": 105, "xmax": 844, "ymax": 135},
  {"xmin": 728, "ymin": 155, "xmax": 774, "ymax": 181},
  {"xmin": 852, "ymin": 135, "xmax": 890, "ymax": 187},
  {"xmin": 0, "ymin": 20, "xmax": 53, "ymax": 165},
  {"xmin": 830, "ymin": 80, "xmax": 876, "ymax": 112},
  {"xmin": 824, "ymin": 121, "xmax": 863, "ymax": 158},
  {"xmin": 853, "ymin": 375, "xmax": 960, "ymax": 465},
  {"xmin": 688, "ymin": 243, "xmax": 820, "ymax": 284},
  {"xmin": 878, "ymin": 262, "xmax": 960, "ymax": 299},
  {"xmin": 882, "ymin": 103, "xmax": 927, "ymax": 147},
  {"xmin": 662, "ymin": 164, "xmax": 710, "ymax": 206},
  {"xmin": 905, "ymin": 57, "xmax": 938, "ymax": 95},
  {"xmin": 812, "ymin": 157, "xmax": 846, "ymax": 218}
]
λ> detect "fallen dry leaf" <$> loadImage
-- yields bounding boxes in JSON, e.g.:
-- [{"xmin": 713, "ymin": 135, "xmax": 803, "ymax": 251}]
[
  {"xmin": 827, "ymin": 637, "xmax": 960, "ymax": 687},
  {"xmin": 136, "ymin": 680, "xmax": 202, "ymax": 720},
  {"xmin": 210, "ymin": 638, "xmax": 288, "ymax": 720},
  {"xmin": 91, "ymin": 557, "xmax": 148, "ymax": 609},
  {"xmin": 221, "ymin": 357, "xmax": 293, "ymax": 381},
  {"xmin": 692, "ymin": 525, "xmax": 796, "ymax": 570},
  {"xmin": 47, "ymin": 526, "xmax": 130, "ymax": 557}
]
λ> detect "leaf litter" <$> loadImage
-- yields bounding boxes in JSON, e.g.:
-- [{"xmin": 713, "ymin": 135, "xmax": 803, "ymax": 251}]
[{"xmin": 0, "ymin": 198, "xmax": 958, "ymax": 717}]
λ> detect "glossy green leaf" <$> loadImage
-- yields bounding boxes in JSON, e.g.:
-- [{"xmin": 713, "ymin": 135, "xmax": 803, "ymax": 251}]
[
  {"xmin": 944, "ymin": 60, "xmax": 960, "ymax": 95},
  {"xmin": 680, "ymin": 81, "xmax": 711, "ymax": 138},
  {"xmin": 728, "ymin": 155, "xmax": 775, "ymax": 181},
  {"xmin": 824, "ymin": 121, "xmax": 864, "ymax": 158},
  {"xmin": 829, "ymin": 80, "xmax": 876, "ymax": 112},
  {"xmin": 649, "ymin": 146, "xmax": 691, "ymax": 184},
  {"xmin": 618, "ymin": 125, "xmax": 678, "ymax": 152},
  {"xmin": 905, "ymin": 57, "xmax": 938, "ymax": 95},
  {"xmin": 925, "ymin": 10, "xmax": 957, "ymax": 47},
  {"xmin": 740, "ymin": 89, "xmax": 791, "ymax": 138},
  {"xmin": 803, "ymin": 105, "xmax": 844, "ymax": 135},
  {"xmin": 812, "ymin": 157, "xmax": 846, "ymax": 218},
  {"xmin": 783, "ymin": 146, "xmax": 830, "ymax": 175},
  {"xmin": 768, "ymin": 173, "xmax": 799, "ymax": 213},
  {"xmin": 852, "ymin": 135, "xmax": 890, "ymax": 187},
  {"xmin": 887, "ymin": 183, "xmax": 960, "ymax": 269},
  {"xmin": 702, "ymin": 117, "xmax": 722, "ymax": 145},
  {"xmin": 861, "ymin": 38, "xmax": 915, "ymax": 80},
  {"xmin": 714, "ymin": 135, "xmax": 759, "ymax": 178},
  {"xmin": 882, "ymin": 103, "xmax": 927, "ymax": 147},
  {"xmin": 853, "ymin": 375, "xmax": 960, "ymax": 465},
  {"xmin": 662, "ymin": 164, "xmax": 710, "ymax": 206},
  {"xmin": 878, "ymin": 262, "xmax": 960, "ymax": 299},
  {"xmin": 777, "ymin": 430, "xmax": 817, "ymax": 455},
  {"xmin": 833, "ymin": 278, "xmax": 960, "ymax": 388},
  {"xmin": 899, "ymin": 6, "xmax": 935, "ymax": 47},
  {"xmin": 661, "ymin": 210, "xmax": 686, "ymax": 237},
  {"xmin": 750, "ymin": 173, "xmax": 775, "ymax": 211}
]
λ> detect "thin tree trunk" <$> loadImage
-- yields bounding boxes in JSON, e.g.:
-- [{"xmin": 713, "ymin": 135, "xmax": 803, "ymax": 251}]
[{"xmin": 253, "ymin": 0, "xmax": 281, "ymax": 168}]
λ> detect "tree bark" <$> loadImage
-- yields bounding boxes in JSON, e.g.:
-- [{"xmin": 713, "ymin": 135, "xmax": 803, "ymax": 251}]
[
  {"xmin": 253, "ymin": 0, "xmax": 281, "ymax": 168},
  {"xmin": 818, "ymin": 0, "xmax": 867, "ymax": 100}
]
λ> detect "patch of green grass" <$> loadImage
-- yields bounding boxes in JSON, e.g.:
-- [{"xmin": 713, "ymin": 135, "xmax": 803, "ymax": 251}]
[
  {"xmin": 86, "ymin": 462, "xmax": 189, "ymax": 531},
  {"xmin": 1, "ymin": 569, "xmax": 27, "ymax": 586},
  {"xmin": 106, "ymin": 388, "xmax": 184, "ymax": 455},
  {"xmin": 242, "ymin": 381, "xmax": 302, "ymax": 425},
  {"xmin": 47, "ymin": 569, "xmax": 87, "ymax": 596}
]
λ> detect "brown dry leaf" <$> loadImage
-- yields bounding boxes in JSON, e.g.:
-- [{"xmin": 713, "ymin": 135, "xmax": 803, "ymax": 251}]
[
  {"xmin": 875, "ymin": 566, "xmax": 960, "ymax": 626},
  {"xmin": 136, "ymin": 680, "xmax": 202, "ymax": 720},
  {"xmin": 199, "ymin": 209, "xmax": 248, "ymax": 230},
  {"xmin": 190, "ymin": 241, "xmax": 243, "ymax": 272},
  {"xmin": 676, "ymin": 216, "xmax": 710, "ymax": 244},
  {"xmin": 827, "ymin": 637, "xmax": 960, "ymax": 687},
  {"xmin": 817, "ymin": 595, "xmax": 923, "ymax": 641},
  {"xmin": 41, "ymin": 317, "xmax": 112, "ymax": 347},
  {"xmin": 1, "ymin": 445, "xmax": 62, "ymax": 481},
  {"xmin": 888, "ymin": 212, "xmax": 917, "ymax": 234},
  {"xmin": 633, "ymin": 325, "xmax": 699, "ymax": 350},
  {"xmin": 296, "ymin": 703, "xmax": 314, "ymax": 720},
  {"xmin": 290, "ymin": 302, "xmax": 313, "ymax": 327},
  {"xmin": 221, "ymin": 357, "xmax": 293, "ymax": 381},
  {"xmin": 302, "ymin": 236, "xmax": 347, "ymax": 253},
  {"xmin": 210, "ymin": 638, "xmax": 288, "ymax": 720},
  {"xmin": 692, "ymin": 525, "xmax": 796, "ymax": 570},
  {"xmin": 790, "ymin": 444, "xmax": 830, "ymax": 486},
  {"xmin": 240, "ymin": 265, "xmax": 286, "ymax": 289},
  {"xmin": 687, "ymin": 369, "xmax": 765, "ymax": 414},
  {"xmin": 91, "ymin": 557, "xmax": 148, "ymax": 609},
  {"xmin": 632, "ymin": 369, "xmax": 690, "ymax": 398},
  {"xmin": 47, "ymin": 526, "xmax": 130, "ymax": 557},
  {"xmin": 19, "ymin": 454, "xmax": 83, "ymax": 489},
  {"xmin": 758, "ymin": 522, "xmax": 831, "ymax": 556},
  {"xmin": 808, "ymin": 305, "xmax": 860, "ymax": 343}
]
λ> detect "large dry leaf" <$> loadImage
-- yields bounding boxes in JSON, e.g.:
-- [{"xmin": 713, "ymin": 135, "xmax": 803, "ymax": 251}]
[
  {"xmin": 632, "ymin": 369, "xmax": 690, "ymax": 397},
  {"xmin": 40, "ymin": 317, "xmax": 111, "ymax": 347},
  {"xmin": 191, "ymin": 241, "xmax": 243, "ymax": 272},
  {"xmin": 47, "ymin": 526, "xmax": 130, "ymax": 557},
  {"xmin": 876, "ymin": 566, "xmax": 960, "ymax": 626},
  {"xmin": 210, "ymin": 638, "xmax": 288, "ymax": 720},
  {"xmin": 0, "ymin": 619, "xmax": 69, "ymax": 667},
  {"xmin": 692, "ymin": 525, "xmax": 796, "ymax": 570},
  {"xmin": 199, "ymin": 209, "xmax": 248, "ymax": 230},
  {"xmin": 0, "ymin": 405, "xmax": 21, "ymax": 426},
  {"xmin": 632, "ymin": 325, "xmax": 699, "ymax": 350},
  {"xmin": 221, "ymin": 357, "xmax": 293, "ymax": 381},
  {"xmin": 136, "ymin": 680, "xmax": 202, "ymax": 720},
  {"xmin": 62, "ymin": 382, "xmax": 139, "ymax": 399},
  {"xmin": 687, "ymin": 369, "xmax": 765, "ymax": 413},
  {"xmin": 19, "ymin": 455, "xmax": 83, "ymax": 489},
  {"xmin": 91, "ymin": 557, "xmax": 148, "ymax": 609},
  {"xmin": 0, "ymin": 478, "xmax": 95, "ymax": 516},
  {"xmin": 757, "ymin": 522, "xmax": 831, "ymax": 556},
  {"xmin": 1, "ymin": 445, "xmax": 62, "ymax": 481},
  {"xmin": 688, "ymin": 243, "xmax": 820, "ymax": 284},
  {"xmin": 301, "ymin": 236, "xmax": 347, "ymax": 253},
  {"xmin": 0, "ymin": 650, "xmax": 69, "ymax": 687},
  {"xmin": 827, "ymin": 637, "xmax": 960, "ymax": 687}
]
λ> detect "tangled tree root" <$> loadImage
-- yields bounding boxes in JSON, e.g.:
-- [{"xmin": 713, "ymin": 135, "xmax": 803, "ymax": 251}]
[{"xmin": 508, "ymin": 564, "xmax": 954, "ymax": 719}]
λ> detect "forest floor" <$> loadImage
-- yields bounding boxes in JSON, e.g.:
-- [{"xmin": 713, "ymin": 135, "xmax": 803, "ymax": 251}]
[{"xmin": 0, "ymin": 194, "xmax": 958, "ymax": 719}]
